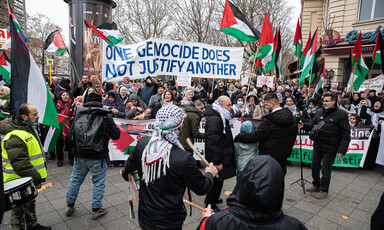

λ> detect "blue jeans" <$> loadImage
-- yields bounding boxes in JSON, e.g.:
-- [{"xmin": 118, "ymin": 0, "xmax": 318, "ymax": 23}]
[{"xmin": 66, "ymin": 158, "xmax": 107, "ymax": 209}]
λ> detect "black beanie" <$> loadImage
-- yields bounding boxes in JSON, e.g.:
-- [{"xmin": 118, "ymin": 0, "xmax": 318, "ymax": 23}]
[{"xmin": 87, "ymin": 92, "xmax": 102, "ymax": 102}]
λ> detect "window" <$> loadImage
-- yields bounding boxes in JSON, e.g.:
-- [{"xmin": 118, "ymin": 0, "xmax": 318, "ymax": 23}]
[{"xmin": 359, "ymin": 0, "xmax": 384, "ymax": 21}]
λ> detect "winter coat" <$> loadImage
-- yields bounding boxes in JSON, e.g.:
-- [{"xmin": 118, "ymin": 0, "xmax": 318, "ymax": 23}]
[
  {"xmin": 253, "ymin": 104, "xmax": 268, "ymax": 119},
  {"xmin": 303, "ymin": 107, "xmax": 350, "ymax": 154},
  {"xmin": 0, "ymin": 117, "xmax": 45, "ymax": 185},
  {"xmin": 147, "ymin": 93, "xmax": 162, "ymax": 110},
  {"xmin": 122, "ymin": 135, "xmax": 214, "ymax": 230},
  {"xmin": 204, "ymin": 105, "xmax": 236, "ymax": 181},
  {"xmin": 209, "ymin": 87, "xmax": 228, "ymax": 104},
  {"xmin": 197, "ymin": 155, "xmax": 307, "ymax": 230},
  {"xmin": 70, "ymin": 101, "xmax": 120, "ymax": 159},
  {"xmin": 73, "ymin": 82, "xmax": 91, "ymax": 98},
  {"xmin": 139, "ymin": 83, "xmax": 155, "ymax": 105},
  {"xmin": 235, "ymin": 108, "xmax": 297, "ymax": 165},
  {"xmin": 102, "ymin": 90, "xmax": 126, "ymax": 118},
  {"xmin": 178, "ymin": 105, "xmax": 205, "ymax": 152},
  {"xmin": 234, "ymin": 142, "xmax": 258, "ymax": 172},
  {"xmin": 195, "ymin": 87, "xmax": 208, "ymax": 102},
  {"xmin": 125, "ymin": 93, "xmax": 147, "ymax": 118}
]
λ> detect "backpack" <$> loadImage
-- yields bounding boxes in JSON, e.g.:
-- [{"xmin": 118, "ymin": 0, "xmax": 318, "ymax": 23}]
[{"xmin": 72, "ymin": 106, "xmax": 110, "ymax": 155}]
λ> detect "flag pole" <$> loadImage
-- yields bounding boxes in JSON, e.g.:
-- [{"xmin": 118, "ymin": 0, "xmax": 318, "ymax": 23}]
[
  {"xmin": 246, "ymin": 45, "xmax": 259, "ymax": 95},
  {"xmin": 368, "ymin": 62, "xmax": 374, "ymax": 90},
  {"xmin": 210, "ymin": 32, "xmax": 222, "ymax": 100},
  {"xmin": 66, "ymin": 49, "xmax": 81, "ymax": 82}
]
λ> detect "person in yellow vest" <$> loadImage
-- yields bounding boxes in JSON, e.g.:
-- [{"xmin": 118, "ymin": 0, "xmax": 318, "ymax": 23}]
[{"xmin": 1, "ymin": 104, "xmax": 51, "ymax": 230}]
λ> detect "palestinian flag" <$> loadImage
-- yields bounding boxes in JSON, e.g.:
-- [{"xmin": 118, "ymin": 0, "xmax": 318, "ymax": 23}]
[
  {"xmin": 299, "ymin": 31, "xmax": 311, "ymax": 68},
  {"xmin": 273, "ymin": 28, "xmax": 282, "ymax": 79},
  {"xmin": 220, "ymin": 0, "xmax": 260, "ymax": 41},
  {"xmin": 315, "ymin": 60, "xmax": 325, "ymax": 93},
  {"xmin": 84, "ymin": 20, "xmax": 123, "ymax": 46},
  {"xmin": 43, "ymin": 114, "xmax": 68, "ymax": 152},
  {"xmin": 293, "ymin": 18, "xmax": 302, "ymax": 58},
  {"xmin": 0, "ymin": 52, "xmax": 11, "ymax": 83},
  {"xmin": 373, "ymin": 31, "xmax": 384, "ymax": 74},
  {"xmin": 299, "ymin": 28, "xmax": 318, "ymax": 86},
  {"xmin": 256, "ymin": 13, "xmax": 274, "ymax": 74},
  {"xmin": 309, "ymin": 58, "xmax": 318, "ymax": 84},
  {"xmin": 343, "ymin": 48, "xmax": 352, "ymax": 87},
  {"xmin": 348, "ymin": 33, "xmax": 368, "ymax": 91},
  {"xmin": 44, "ymin": 30, "xmax": 67, "ymax": 55},
  {"xmin": 9, "ymin": 15, "xmax": 59, "ymax": 128},
  {"xmin": 7, "ymin": 0, "xmax": 28, "ymax": 43}
]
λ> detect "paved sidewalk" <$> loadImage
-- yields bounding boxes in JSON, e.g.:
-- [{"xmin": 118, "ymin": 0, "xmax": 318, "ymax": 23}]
[{"xmin": 1, "ymin": 159, "xmax": 382, "ymax": 230}]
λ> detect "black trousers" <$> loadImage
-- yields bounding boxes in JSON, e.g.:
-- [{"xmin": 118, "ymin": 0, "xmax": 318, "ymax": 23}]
[
  {"xmin": 204, "ymin": 179, "xmax": 223, "ymax": 207},
  {"xmin": 56, "ymin": 137, "xmax": 73, "ymax": 161},
  {"xmin": 138, "ymin": 218, "xmax": 181, "ymax": 230},
  {"xmin": 311, "ymin": 148, "xmax": 335, "ymax": 193}
]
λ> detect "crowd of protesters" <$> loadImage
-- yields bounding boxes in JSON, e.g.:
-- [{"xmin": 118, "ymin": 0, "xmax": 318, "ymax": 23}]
[{"xmin": 1, "ymin": 74, "xmax": 383, "ymax": 170}]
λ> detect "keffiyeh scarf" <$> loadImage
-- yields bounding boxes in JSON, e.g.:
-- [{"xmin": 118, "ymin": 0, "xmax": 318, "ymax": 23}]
[
  {"xmin": 213, "ymin": 101, "xmax": 232, "ymax": 134},
  {"xmin": 142, "ymin": 105, "xmax": 185, "ymax": 185}
]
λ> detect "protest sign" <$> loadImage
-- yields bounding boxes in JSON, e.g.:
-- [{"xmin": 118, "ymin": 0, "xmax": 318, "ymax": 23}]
[
  {"xmin": 102, "ymin": 38, "xmax": 244, "ymax": 82},
  {"xmin": 256, "ymin": 75, "xmax": 274, "ymax": 88},
  {"xmin": 241, "ymin": 71, "xmax": 250, "ymax": 86},
  {"xmin": 177, "ymin": 72, "xmax": 192, "ymax": 87},
  {"xmin": 357, "ymin": 74, "xmax": 384, "ymax": 92},
  {"xmin": 109, "ymin": 118, "xmax": 372, "ymax": 168}
]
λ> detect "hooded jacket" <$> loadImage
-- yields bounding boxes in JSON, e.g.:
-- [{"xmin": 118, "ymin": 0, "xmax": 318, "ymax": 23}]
[
  {"xmin": 125, "ymin": 93, "xmax": 147, "ymax": 118},
  {"xmin": 178, "ymin": 105, "xmax": 205, "ymax": 152},
  {"xmin": 235, "ymin": 108, "xmax": 298, "ymax": 163},
  {"xmin": 197, "ymin": 155, "xmax": 307, "ymax": 230},
  {"xmin": 204, "ymin": 105, "xmax": 236, "ymax": 181},
  {"xmin": 102, "ymin": 90, "xmax": 126, "ymax": 118}
]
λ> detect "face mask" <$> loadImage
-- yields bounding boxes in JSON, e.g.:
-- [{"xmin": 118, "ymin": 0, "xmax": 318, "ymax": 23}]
[{"xmin": 237, "ymin": 102, "xmax": 244, "ymax": 107}]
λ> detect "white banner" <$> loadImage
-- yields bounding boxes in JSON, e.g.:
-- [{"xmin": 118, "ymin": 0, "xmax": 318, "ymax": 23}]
[
  {"xmin": 256, "ymin": 75, "xmax": 274, "ymax": 88},
  {"xmin": 102, "ymin": 38, "xmax": 244, "ymax": 82},
  {"xmin": 358, "ymin": 74, "xmax": 384, "ymax": 92}
]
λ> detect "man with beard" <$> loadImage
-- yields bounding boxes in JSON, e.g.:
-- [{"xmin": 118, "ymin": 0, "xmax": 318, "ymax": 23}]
[
  {"xmin": 73, "ymin": 75, "xmax": 91, "ymax": 98},
  {"xmin": 234, "ymin": 93, "xmax": 297, "ymax": 175},
  {"xmin": 209, "ymin": 80, "xmax": 229, "ymax": 103},
  {"xmin": 204, "ymin": 96, "xmax": 236, "ymax": 210},
  {"xmin": 298, "ymin": 92, "xmax": 350, "ymax": 199},
  {"xmin": 0, "ymin": 104, "xmax": 51, "ymax": 230}
]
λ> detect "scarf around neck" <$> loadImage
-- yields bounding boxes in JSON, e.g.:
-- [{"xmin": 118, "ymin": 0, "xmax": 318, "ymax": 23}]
[
  {"xmin": 213, "ymin": 101, "xmax": 232, "ymax": 134},
  {"xmin": 142, "ymin": 105, "xmax": 185, "ymax": 185}
]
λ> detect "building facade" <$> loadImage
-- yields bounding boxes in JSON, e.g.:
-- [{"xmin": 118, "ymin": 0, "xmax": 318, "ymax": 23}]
[{"xmin": 301, "ymin": 0, "xmax": 384, "ymax": 85}]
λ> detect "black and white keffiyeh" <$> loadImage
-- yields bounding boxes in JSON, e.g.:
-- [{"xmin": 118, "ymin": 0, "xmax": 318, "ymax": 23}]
[
  {"xmin": 142, "ymin": 105, "xmax": 185, "ymax": 185},
  {"xmin": 213, "ymin": 101, "xmax": 232, "ymax": 134}
]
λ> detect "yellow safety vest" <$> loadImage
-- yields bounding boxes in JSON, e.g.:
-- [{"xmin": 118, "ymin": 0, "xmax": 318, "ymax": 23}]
[{"xmin": 2, "ymin": 129, "xmax": 47, "ymax": 182}]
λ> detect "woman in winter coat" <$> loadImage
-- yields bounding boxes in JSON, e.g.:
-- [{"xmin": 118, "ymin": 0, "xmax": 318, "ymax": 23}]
[
  {"xmin": 340, "ymin": 98, "xmax": 356, "ymax": 115},
  {"xmin": 351, "ymin": 92, "xmax": 361, "ymax": 106},
  {"xmin": 118, "ymin": 86, "xmax": 129, "ymax": 105},
  {"xmin": 197, "ymin": 156, "xmax": 307, "ymax": 230},
  {"xmin": 54, "ymin": 78, "xmax": 72, "ymax": 101},
  {"xmin": 55, "ymin": 91, "xmax": 74, "ymax": 167},
  {"xmin": 253, "ymin": 94, "xmax": 269, "ymax": 120},
  {"xmin": 103, "ymin": 91, "xmax": 126, "ymax": 118},
  {"xmin": 231, "ymin": 93, "xmax": 245, "ymax": 118}
]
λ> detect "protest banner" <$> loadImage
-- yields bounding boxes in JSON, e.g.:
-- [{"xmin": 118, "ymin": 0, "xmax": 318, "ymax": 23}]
[
  {"xmin": 357, "ymin": 74, "xmax": 384, "ymax": 92},
  {"xmin": 109, "ymin": 118, "xmax": 373, "ymax": 168},
  {"xmin": 241, "ymin": 71, "xmax": 250, "ymax": 86},
  {"xmin": 102, "ymin": 38, "xmax": 244, "ymax": 82}
]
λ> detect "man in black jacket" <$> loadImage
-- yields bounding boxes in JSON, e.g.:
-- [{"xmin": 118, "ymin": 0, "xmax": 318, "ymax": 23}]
[
  {"xmin": 234, "ymin": 93, "xmax": 297, "ymax": 174},
  {"xmin": 204, "ymin": 96, "xmax": 236, "ymax": 210},
  {"xmin": 197, "ymin": 156, "xmax": 307, "ymax": 230},
  {"xmin": 73, "ymin": 75, "xmax": 91, "ymax": 98},
  {"xmin": 122, "ymin": 105, "xmax": 218, "ymax": 230},
  {"xmin": 65, "ymin": 93, "xmax": 120, "ymax": 220},
  {"xmin": 299, "ymin": 92, "xmax": 350, "ymax": 199}
]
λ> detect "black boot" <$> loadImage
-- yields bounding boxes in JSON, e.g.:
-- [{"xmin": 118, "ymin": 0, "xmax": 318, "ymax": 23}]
[
  {"xmin": 57, "ymin": 160, "xmax": 63, "ymax": 167},
  {"xmin": 26, "ymin": 224, "xmax": 52, "ymax": 230}
]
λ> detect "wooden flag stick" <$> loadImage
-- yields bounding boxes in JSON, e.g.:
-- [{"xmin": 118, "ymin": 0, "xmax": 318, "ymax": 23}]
[
  {"xmin": 183, "ymin": 199, "xmax": 206, "ymax": 212},
  {"xmin": 186, "ymin": 138, "xmax": 209, "ymax": 167}
]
